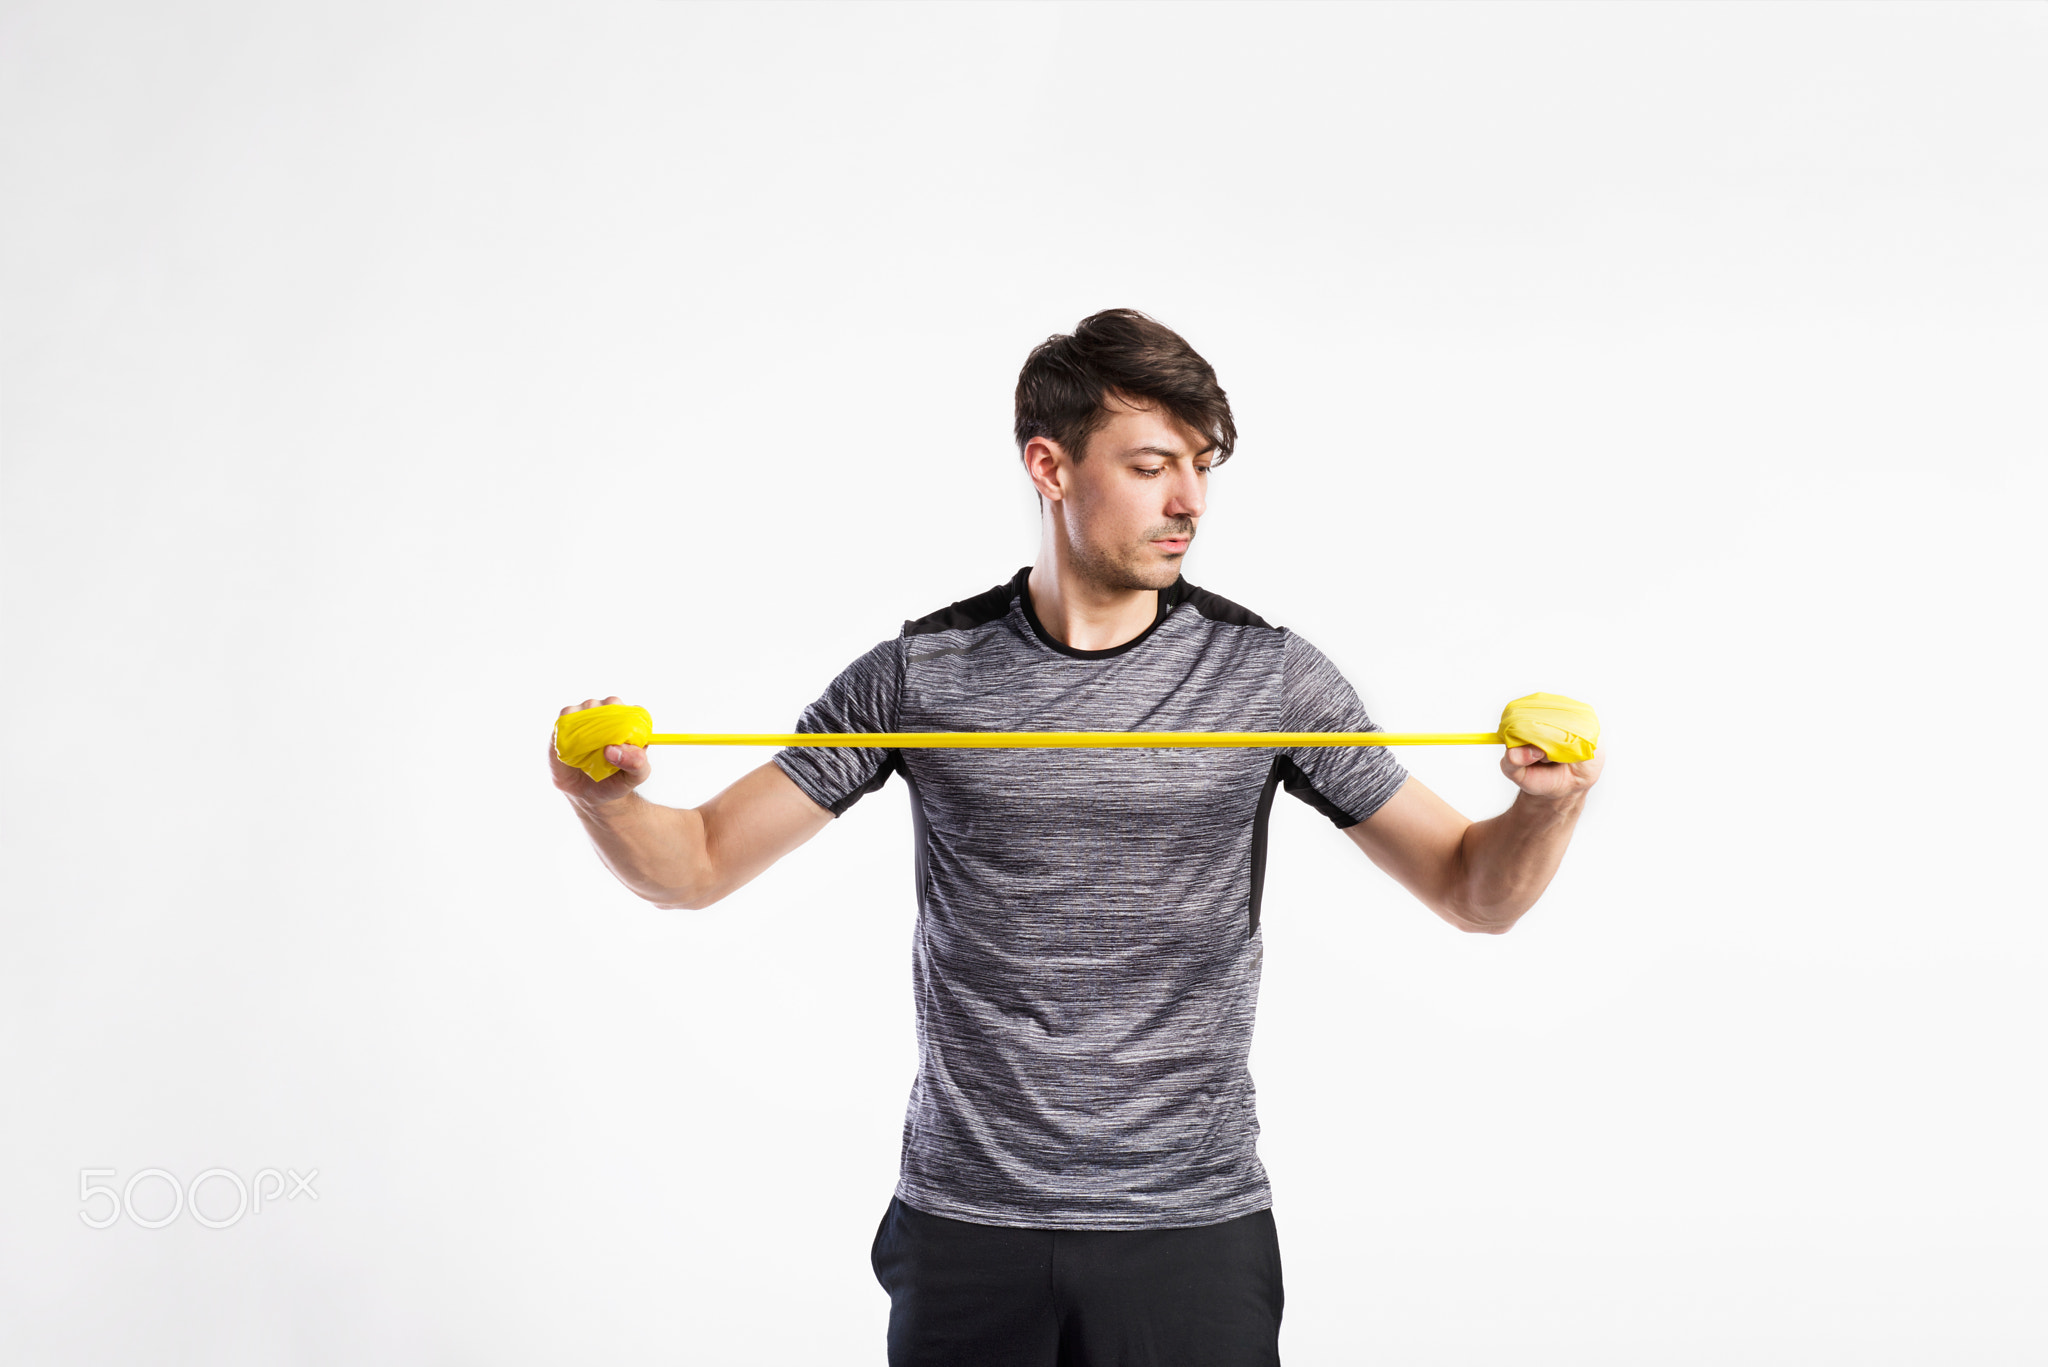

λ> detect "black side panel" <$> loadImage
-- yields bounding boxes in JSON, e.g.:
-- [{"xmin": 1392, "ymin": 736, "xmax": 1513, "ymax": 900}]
[
  {"xmin": 1248, "ymin": 757, "xmax": 1284, "ymax": 936},
  {"xmin": 901, "ymin": 768, "xmax": 932, "ymax": 919},
  {"xmin": 827, "ymin": 750, "xmax": 902, "ymax": 816},
  {"xmin": 1276, "ymin": 754, "xmax": 1360, "ymax": 828},
  {"xmin": 903, "ymin": 568, "xmax": 1028, "ymax": 637}
]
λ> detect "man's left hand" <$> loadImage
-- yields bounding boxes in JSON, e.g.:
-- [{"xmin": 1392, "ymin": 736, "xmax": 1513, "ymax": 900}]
[{"xmin": 1503, "ymin": 745, "xmax": 1604, "ymax": 801}]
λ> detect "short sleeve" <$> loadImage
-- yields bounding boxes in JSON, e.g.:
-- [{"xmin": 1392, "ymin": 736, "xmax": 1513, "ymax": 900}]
[
  {"xmin": 773, "ymin": 637, "xmax": 903, "ymax": 816},
  {"xmin": 1277, "ymin": 632, "xmax": 1410, "ymax": 827}
]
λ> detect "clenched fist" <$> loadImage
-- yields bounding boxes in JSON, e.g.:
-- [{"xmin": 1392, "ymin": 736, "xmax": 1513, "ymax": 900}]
[{"xmin": 549, "ymin": 697, "xmax": 654, "ymax": 805}]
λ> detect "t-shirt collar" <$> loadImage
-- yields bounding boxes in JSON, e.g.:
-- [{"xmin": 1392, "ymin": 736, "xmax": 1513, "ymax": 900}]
[{"xmin": 1012, "ymin": 565, "xmax": 1186, "ymax": 661}]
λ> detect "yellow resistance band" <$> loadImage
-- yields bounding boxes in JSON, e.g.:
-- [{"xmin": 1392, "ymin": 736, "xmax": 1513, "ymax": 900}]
[
  {"xmin": 646, "ymin": 731, "xmax": 1504, "ymax": 749},
  {"xmin": 555, "ymin": 694, "xmax": 1599, "ymax": 782}
]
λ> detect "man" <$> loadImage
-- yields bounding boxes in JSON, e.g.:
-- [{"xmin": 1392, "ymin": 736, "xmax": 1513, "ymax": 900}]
[{"xmin": 548, "ymin": 309, "xmax": 1603, "ymax": 1365}]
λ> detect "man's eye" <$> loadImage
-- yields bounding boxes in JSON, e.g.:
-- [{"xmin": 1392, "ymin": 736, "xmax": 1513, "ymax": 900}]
[{"xmin": 1135, "ymin": 467, "xmax": 1163, "ymax": 477}]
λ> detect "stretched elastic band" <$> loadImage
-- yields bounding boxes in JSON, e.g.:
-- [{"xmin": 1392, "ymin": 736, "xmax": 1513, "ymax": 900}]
[
  {"xmin": 647, "ymin": 732, "xmax": 1503, "ymax": 749},
  {"xmin": 554, "ymin": 699, "xmax": 1596, "ymax": 782}
]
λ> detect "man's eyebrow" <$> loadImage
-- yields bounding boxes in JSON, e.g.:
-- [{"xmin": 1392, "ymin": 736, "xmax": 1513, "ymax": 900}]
[{"xmin": 1119, "ymin": 444, "xmax": 1218, "ymax": 460}]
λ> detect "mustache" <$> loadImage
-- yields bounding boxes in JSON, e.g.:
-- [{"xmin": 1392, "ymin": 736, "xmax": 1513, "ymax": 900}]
[{"xmin": 1148, "ymin": 520, "xmax": 1196, "ymax": 540}]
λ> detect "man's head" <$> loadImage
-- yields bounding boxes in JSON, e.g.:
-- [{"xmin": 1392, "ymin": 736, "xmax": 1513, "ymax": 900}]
[{"xmin": 1014, "ymin": 310, "xmax": 1236, "ymax": 591}]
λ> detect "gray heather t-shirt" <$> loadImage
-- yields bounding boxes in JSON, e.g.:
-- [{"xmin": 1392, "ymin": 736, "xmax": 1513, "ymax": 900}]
[{"xmin": 774, "ymin": 567, "xmax": 1409, "ymax": 1229}]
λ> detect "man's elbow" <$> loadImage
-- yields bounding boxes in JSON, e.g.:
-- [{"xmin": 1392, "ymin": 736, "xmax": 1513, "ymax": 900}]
[
  {"xmin": 1440, "ymin": 895, "xmax": 1525, "ymax": 935},
  {"xmin": 646, "ymin": 881, "xmax": 726, "ymax": 912}
]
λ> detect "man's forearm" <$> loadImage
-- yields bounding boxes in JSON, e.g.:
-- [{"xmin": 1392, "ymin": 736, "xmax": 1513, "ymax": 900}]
[
  {"xmin": 568, "ymin": 791, "xmax": 708, "ymax": 908},
  {"xmin": 1453, "ymin": 791, "xmax": 1588, "ymax": 932}
]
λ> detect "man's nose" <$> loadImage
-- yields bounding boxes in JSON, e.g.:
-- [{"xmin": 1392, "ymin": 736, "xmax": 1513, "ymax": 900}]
[{"xmin": 1164, "ymin": 466, "xmax": 1205, "ymax": 520}]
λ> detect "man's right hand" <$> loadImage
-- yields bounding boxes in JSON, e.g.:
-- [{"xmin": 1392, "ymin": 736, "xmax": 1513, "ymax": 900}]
[{"xmin": 549, "ymin": 696, "xmax": 652, "ymax": 805}]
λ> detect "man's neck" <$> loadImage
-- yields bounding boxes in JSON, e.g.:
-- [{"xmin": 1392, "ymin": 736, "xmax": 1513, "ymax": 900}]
[{"xmin": 1025, "ymin": 555, "xmax": 1163, "ymax": 653}]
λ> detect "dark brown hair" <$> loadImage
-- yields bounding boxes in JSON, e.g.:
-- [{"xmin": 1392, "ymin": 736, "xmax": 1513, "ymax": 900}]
[{"xmin": 1014, "ymin": 309, "xmax": 1236, "ymax": 465}]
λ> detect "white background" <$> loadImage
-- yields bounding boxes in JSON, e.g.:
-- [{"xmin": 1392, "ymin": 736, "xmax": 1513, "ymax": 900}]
[{"xmin": 4, "ymin": 2, "xmax": 2044, "ymax": 1362}]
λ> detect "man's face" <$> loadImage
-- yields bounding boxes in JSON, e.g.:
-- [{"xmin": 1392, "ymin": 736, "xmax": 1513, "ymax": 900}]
[{"xmin": 1034, "ymin": 394, "xmax": 1213, "ymax": 592}]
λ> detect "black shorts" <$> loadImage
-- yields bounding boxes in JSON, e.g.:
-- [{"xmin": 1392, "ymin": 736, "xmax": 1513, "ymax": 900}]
[{"xmin": 870, "ymin": 1196, "xmax": 1284, "ymax": 1367}]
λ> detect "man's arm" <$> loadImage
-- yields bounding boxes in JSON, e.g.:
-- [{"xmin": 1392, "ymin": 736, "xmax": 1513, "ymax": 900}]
[
  {"xmin": 549, "ymin": 697, "xmax": 834, "ymax": 910},
  {"xmin": 1343, "ymin": 743, "xmax": 1603, "ymax": 934}
]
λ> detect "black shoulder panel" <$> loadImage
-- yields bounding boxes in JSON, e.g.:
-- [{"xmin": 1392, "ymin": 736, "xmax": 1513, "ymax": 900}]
[
  {"xmin": 1172, "ymin": 580, "xmax": 1275, "ymax": 631},
  {"xmin": 903, "ymin": 568, "xmax": 1028, "ymax": 637}
]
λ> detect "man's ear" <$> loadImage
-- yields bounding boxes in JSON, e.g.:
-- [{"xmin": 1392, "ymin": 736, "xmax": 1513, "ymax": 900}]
[{"xmin": 1021, "ymin": 436, "xmax": 1069, "ymax": 503}]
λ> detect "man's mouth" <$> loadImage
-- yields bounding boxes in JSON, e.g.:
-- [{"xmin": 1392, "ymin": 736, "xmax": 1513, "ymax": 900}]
[{"xmin": 1151, "ymin": 536, "xmax": 1191, "ymax": 554}]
